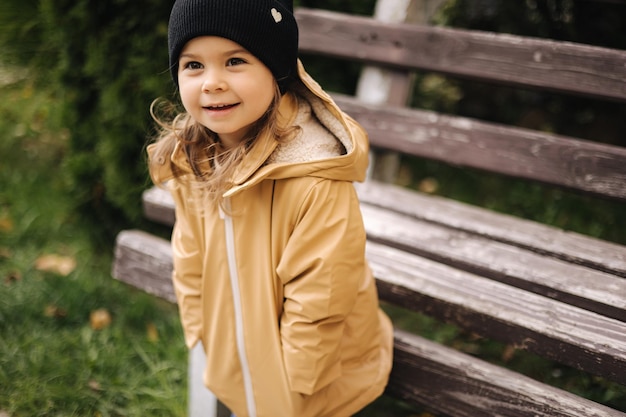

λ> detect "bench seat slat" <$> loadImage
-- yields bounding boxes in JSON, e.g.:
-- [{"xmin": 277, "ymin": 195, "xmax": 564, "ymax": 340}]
[
  {"xmin": 112, "ymin": 230, "xmax": 175, "ymax": 303},
  {"xmin": 296, "ymin": 8, "xmax": 626, "ymax": 102},
  {"xmin": 355, "ymin": 181, "xmax": 626, "ymax": 278},
  {"xmin": 366, "ymin": 241, "xmax": 626, "ymax": 385},
  {"xmin": 332, "ymin": 94, "xmax": 626, "ymax": 201},
  {"xmin": 111, "ymin": 230, "xmax": 626, "ymax": 416},
  {"xmin": 390, "ymin": 330, "xmax": 626, "ymax": 417},
  {"xmin": 360, "ymin": 203, "xmax": 626, "ymax": 322},
  {"xmin": 143, "ymin": 187, "xmax": 175, "ymax": 226}
]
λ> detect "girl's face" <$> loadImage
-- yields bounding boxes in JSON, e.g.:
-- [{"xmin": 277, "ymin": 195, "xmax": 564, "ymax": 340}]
[{"xmin": 178, "ymin": 36, "xmax": 276, "ymax": 149}]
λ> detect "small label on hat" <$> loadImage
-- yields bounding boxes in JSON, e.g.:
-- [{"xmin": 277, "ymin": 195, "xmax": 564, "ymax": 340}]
[{"xmin": 271, "ymin": 8, "xmax": 283, "ymax": 23}]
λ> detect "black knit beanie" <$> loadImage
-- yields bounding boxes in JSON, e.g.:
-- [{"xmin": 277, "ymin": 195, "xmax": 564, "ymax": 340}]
[{"xmin": 168, "ymin": 0, "xmax": 299, "ymax": 92}]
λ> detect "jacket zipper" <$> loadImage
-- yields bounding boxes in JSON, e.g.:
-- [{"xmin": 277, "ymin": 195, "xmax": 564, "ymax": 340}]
[{"xmin": 221, "ymin": 200, "xmax": 257, "ymax": 417}]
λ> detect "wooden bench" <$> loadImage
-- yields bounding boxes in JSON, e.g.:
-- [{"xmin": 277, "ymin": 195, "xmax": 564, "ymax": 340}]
[{"xmin": 112, "ymin": 5, "xmax": 626, "ymax": 417}]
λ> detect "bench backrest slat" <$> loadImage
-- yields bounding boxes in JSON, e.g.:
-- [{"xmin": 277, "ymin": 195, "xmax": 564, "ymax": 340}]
[
  {"xmin": 296, "ymin": 8, "xmax": 626, "ymax": 102},
  {"xmin": 297, "ymin": 8, "xmax": 626, "ymax": 203},
  {"xmin": 335, "ymin": 94, "xmax": 626, "ymax": 201}
]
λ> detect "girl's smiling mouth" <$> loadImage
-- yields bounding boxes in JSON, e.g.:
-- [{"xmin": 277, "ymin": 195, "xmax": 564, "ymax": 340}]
[{"xmin": 204, "ymin": 103, "xmax": 239, "ymax": 111}]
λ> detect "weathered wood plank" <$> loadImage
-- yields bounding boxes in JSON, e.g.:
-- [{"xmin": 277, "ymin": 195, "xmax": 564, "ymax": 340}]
[
  {"xmin": 296, "ymin": 8, "xmax": 626, "ymax": 102},
  {"xmin": 143, "ymin": 186, "xmax": 175, "ymax": 226},
  {"xmin": 366, "ymin": 241, "xmax": 626, "ymax": 385},
  {"xmin": 354, "ymin": 0, "xmax": 424, "ymax": 183},
  {"xmin": 332, "ymin": 94, "xmax": 626, "ymax": 201},
  {"xmin": 360, "ymin": 203, "xmax": 626, "ymax": 322},
  {"xmin": 390, "ymin": 330, "xmax": 626, "ymax": 417},
  {"xmin": 112, "ymin": 230, "xmax": 176, "ymax": 303},
  {"xmin": 354, "ymin": 180, "xmax": 626, "ymax": 278}
]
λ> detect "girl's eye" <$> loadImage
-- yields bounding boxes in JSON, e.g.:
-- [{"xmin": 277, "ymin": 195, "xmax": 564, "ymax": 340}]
[
  {"xmin": 227, "ymin": 57, "xmax": 246, "ymax": 67},
  {"xmin": 182, "ymin": 61, "xmax": 203, "ymax": 70}
]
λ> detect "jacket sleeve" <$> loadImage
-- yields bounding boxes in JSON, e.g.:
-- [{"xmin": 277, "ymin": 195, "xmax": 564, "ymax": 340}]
[
  {"xmin": 277, "ymin": 179, "xmax": 367, "ymax": 395},
  {"xmin": 169, "ymin": 180, "xmax": 204, "ymax": 349}
]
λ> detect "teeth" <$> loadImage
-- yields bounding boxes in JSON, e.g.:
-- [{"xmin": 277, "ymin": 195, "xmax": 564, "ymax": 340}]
[{"xmin": 204, "ymin": 103, "xmax": 236, "ymax": 110}]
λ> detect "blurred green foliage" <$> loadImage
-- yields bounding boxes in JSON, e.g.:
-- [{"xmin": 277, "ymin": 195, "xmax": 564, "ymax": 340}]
[{"xmin": 1, "ymin": 0, "xmax": 174, "ymax": 245}]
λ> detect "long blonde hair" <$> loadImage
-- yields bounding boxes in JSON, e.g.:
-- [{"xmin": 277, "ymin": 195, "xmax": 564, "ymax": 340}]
[{"xmin": 149, "ymin": 82, "xmax": 298, "ymax": 207}]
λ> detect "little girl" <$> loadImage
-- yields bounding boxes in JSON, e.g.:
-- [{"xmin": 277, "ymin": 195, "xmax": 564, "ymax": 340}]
[{"xmin": 148, "ymin": 1, "xmax": 393, "ymax": 416}]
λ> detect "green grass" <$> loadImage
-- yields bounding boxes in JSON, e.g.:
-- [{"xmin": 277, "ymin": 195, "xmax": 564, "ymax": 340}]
[{"xmin": 0, "ymin": 73, "xmax": 186, "ymax": 416}]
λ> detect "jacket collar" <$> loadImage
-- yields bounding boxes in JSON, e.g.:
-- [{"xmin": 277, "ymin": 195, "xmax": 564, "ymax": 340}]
[{"xmin": 229, "ymin": 92, "xmax": 298, "ymax": 187}]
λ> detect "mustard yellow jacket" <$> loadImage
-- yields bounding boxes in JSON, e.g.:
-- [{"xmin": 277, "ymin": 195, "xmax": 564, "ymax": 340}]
[{"xmin": 149, "ymin": 62, "xmax": 393, "ymax": 417}]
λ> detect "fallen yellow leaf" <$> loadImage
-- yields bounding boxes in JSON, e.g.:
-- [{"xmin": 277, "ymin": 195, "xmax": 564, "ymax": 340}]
[
  {"xmin": 90, "ymin": 309, "xmax": 112, "ymax": 330},
  {"xmin": 88, "ymin": 379, "xmax": 102, "ymax": 391},
  {"xmin": 35, "ymin": 254, "xmax": 77, "ymax": 276},
  {"xmin": 502, "ymin": 344, "xmax": 517, "ymax": 363},
  {"xmin": 0, "ymin": 215, "xmax": 13, "ymax": 232},
  {"xmin": 44, "ymin": 304, "xmax": 67, "ymax": 319},
  {"xmin": 418, "ymin": 177, "xmax": 439, "ymax": 194},
  {"xmin": 146, "ymin": 322, "xmax": 159, "ymax": 342},
  {"xmin": 0, "ymin": 247, "xmax": 12, "ymax": 258}
]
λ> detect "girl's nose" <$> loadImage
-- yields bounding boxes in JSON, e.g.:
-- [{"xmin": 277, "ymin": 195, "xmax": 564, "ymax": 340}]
[{"xmin": 202, "ymin": 70, "xmax": 226, "ymax": 93}]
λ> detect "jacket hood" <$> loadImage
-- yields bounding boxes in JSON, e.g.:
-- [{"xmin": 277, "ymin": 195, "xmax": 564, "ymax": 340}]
[
  {"xmin": 149, "ymin": 60, "xmax": 370, "ymax": 196},
  {"xmin": 224, "ymin": 60, "xmax": 369, "ymax": 197}
]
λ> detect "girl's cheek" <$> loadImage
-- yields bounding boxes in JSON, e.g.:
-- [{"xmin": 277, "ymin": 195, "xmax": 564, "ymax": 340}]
[{"xmin": 178, "ymin": 92, "xmax": 194, "ymax": 116}]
